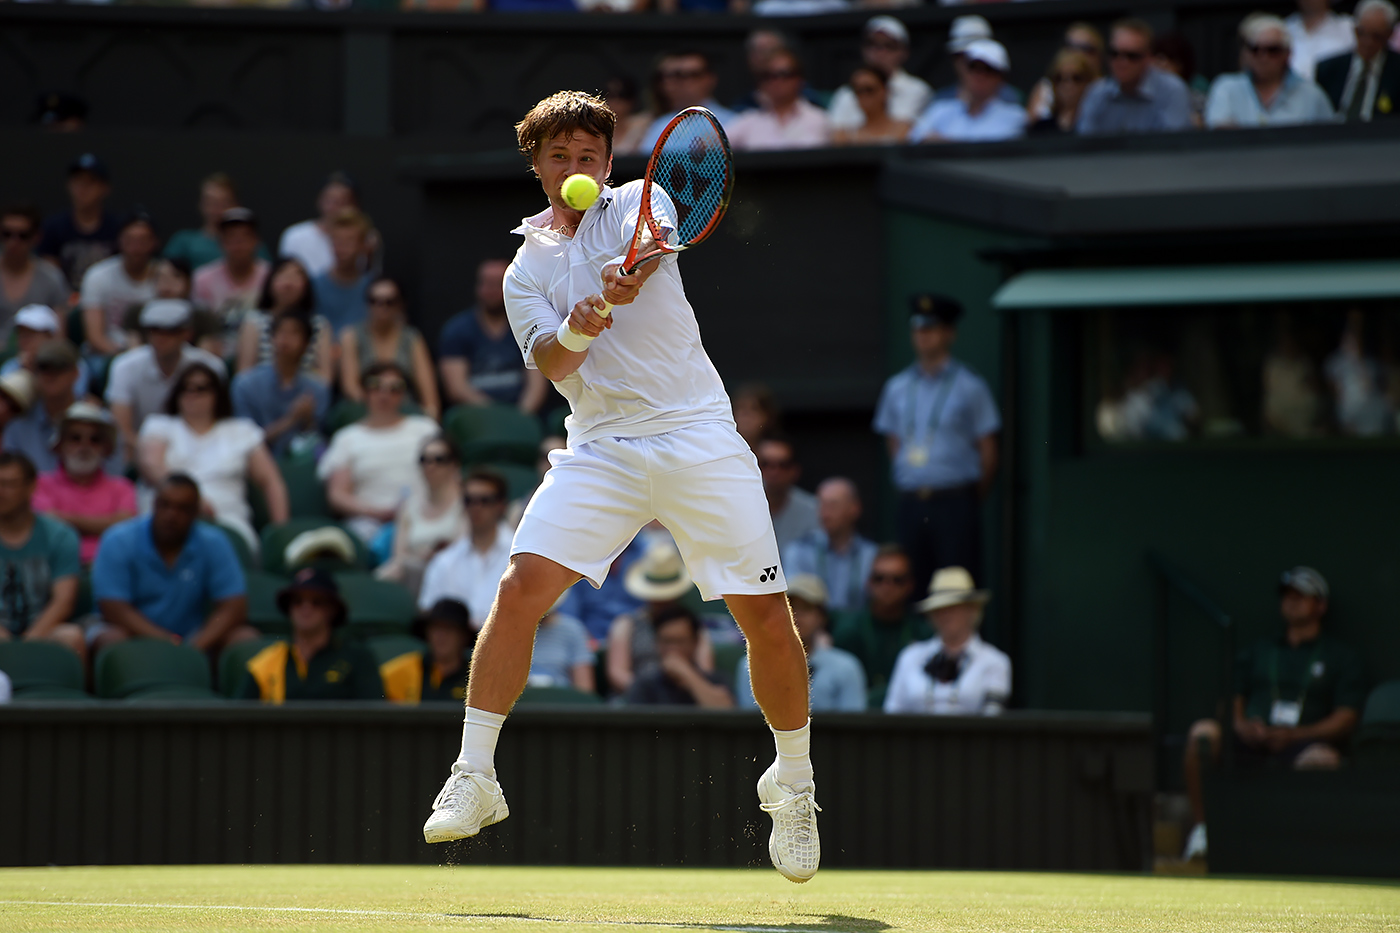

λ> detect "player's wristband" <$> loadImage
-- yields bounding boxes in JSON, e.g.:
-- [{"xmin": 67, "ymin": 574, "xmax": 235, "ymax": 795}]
[{"xmin": 556, "ymin": 318, "xmax": 594, "ymax": 352}]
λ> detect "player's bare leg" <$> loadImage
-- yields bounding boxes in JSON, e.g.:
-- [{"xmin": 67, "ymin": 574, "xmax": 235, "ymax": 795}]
[
  {"xmin": 423, "ymin": 553, "xmax": 580, "ymax": 843},
  {"xmin": 727, "ymin": 591, "xmax": 822, "ymax": 883}
]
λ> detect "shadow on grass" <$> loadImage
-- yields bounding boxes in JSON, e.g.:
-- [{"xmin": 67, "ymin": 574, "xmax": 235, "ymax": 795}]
[{"xmin": 446, "ymin": 912, "xmax": 891, "ymax": 931}]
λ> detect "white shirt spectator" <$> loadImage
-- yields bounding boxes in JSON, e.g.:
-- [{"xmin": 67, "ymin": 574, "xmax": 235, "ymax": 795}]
[
  {"xmin": 770, "ymin": 486, "xmax": 818, "ymax": 552},
  {"xmin": 105, "ymin": 345, "xmax": 228, "ymax": 436},
  {"xmin": 1204, "ymin": 71, "xmax": 1336, "ymax": 127},
  {"xmin": 908, "ymin": 97, "xmax": 1027, "ymax": 142},
  {"xmin": 79, "ymin": 255, "xmax": 157, "ymax": 352},
  {"xmin": 828, "ymin": 69, "xmax": 933, "ymax": 130},
  {"xmin": 277, "ymin": 221, "xmax": 334, "ymax": 278},
  {"xmin": 417, "ymin": 522, "xmax": 514, "ymax": 630},
  {"xmin": 735, "ymin": 644, "xmax": 867, "ymax": 711},
  {"xmin": 0, "ymin": 669, "xmax": 11, "ymax": 703},
  {"xmin": 139, "ymin": 414, "xmax": 265, "ymax": 550},
  {"xmin": 1286, "ymin": 10, "xmax": 1355, "ymax": 80},
  {"xmin": 316, "ymin": 415, "xmax": 440, "ymax": 542},
  {"xmin": 727, "ymin": 98, "xmax": 833, "ymax": 150},
  {"xmin": 884, "ymin": 633, "xmax": 1011, "ymax": 715},
  {"xmin": 638, "ymin": 101, "xmax": 737, "ymax": 155}
]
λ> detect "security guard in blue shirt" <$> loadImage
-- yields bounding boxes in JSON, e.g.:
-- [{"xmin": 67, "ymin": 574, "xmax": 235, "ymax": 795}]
[{"xmin": 872, "ymin": 294, "xmax": 1000, "ymax": 593}]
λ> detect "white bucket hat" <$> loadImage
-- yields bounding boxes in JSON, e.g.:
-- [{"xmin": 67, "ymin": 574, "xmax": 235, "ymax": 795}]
[
  {"xmin": 915, "ymin": 566, "xmax": 990, "ymax": 613},
  {"xmin": 624, "ymin": 542, "xmax": 693, "ymax": 602}
]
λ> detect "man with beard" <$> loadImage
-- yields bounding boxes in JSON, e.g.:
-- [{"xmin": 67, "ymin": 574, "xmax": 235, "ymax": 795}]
[{"xmin": 32, "ymin": 403, "xmax": 136, "ymax": 566}]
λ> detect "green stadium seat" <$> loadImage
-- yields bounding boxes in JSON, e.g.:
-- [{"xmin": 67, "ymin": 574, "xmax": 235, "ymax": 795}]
[
  {"xmin": 249, "ymin": 457, "xmax": 332, "ymax": 529},
  {"xmin": 94, "ymin": 639, "xmax": 222, "ymax": 701},
  {"xmin": 515, "ymin": 685, "xmax": 603, "ymax": 705},
  {"xmin": 1356, "ymin": 680, "xmax": 1400, "ymax": 768},
  {"xmin": 479, "ymin": 461, "xmax": 540, "ymax": 502},
  {"xmin": 246, "ymin": 570, "xmax": 291, "ymax": 635},
  {"xmin": 445, "ymin": 404, "xmax": 542, "ymax": 466},
  {"xmin": 336, "ymin": 572, "xmax": 416, "ymax": 636},
  {"xmin": 0, "ymin": 641, "xmax": 89, "ymax": 700},
  {"xmin": 546, "ymin": 406, "xmax": 568, "ymax": 439},
  {"xmin": 711, "ymin": 641, "xmax": 746, "ymax": 691},
  {"xmin": 206, "ymin": 521, "xmax": 254, "ymax": 571},
  {"xmin": 260, "ymin": 518, "xmax": 370, "ymax": 576},
  {"xmin": 217, "ymin": 636, "xmax": 279, "ymax": 697},
  {"xmin": 366, "ymin": 633, "xmax": 427, "ymax": 665}
]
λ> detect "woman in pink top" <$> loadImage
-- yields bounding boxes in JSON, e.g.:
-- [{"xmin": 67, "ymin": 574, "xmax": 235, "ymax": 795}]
[{"xmin": 32, "ymin": 402, "xmax": 137, "ymax": 565}]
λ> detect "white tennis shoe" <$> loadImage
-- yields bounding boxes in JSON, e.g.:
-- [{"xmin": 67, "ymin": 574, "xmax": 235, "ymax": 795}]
[
  {"xmin": 423, "ymin": 767, "xmax": 510, "ymax": 844},
  {"xmin": 757, "ymin": 761, "xmax": 821, "ymax": 883}
]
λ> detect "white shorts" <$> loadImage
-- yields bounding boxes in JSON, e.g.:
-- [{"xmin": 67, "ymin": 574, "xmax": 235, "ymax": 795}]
[{"xmin": 511, "ymin": 421, "xmax": 786, "ymax": 601}]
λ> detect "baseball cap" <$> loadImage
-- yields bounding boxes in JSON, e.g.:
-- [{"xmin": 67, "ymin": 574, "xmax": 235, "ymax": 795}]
[
  {"xmin": 964, "ymin": 39, "xmax": 1010, "ymax": 74},
  {"xmin": 14, "ymin": 304, "xmax": 60, "ymax": 334},
  {"xmin": 787, "ymin": 574, "xmax": 830, "ymax": 610},
  {"xmin": 865, "ymin": 16, "xmax": 910, "ymax": 46},
  {"xmin": 909, "ymin": 293, "xmax": 964, "ymax": 328},
  {"xmin": 67, "ymin": 153, "xmax": 109, "ymax": 181},
  {"xmin": 1280, "ymin": 566, "xmax": 1329, "ymax": 600},
  {"xmin": 947, "ymin": 15, "xmax": 993, "ymax": 53},
  {"xmin": 35, "ymin": 340, "xmax": 78, "ymax": 371},
  {"xmin": 139, "ymin": 299, "xmax": 193, "ymax": 330},
  {"xmin": 218, "ymin": 206, "xmax": 258, "ymax": 230}
]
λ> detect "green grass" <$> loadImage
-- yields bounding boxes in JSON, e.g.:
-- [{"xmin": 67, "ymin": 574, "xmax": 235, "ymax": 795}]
[{"xmin": 2, "ymin": 865, "xmax": 1397, "ymax": 933}]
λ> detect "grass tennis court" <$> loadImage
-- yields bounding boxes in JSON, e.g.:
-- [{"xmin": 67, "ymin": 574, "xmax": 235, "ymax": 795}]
[{"xmin": 3, "ymin": 865, "xmax": 1398, "ymax": 933}]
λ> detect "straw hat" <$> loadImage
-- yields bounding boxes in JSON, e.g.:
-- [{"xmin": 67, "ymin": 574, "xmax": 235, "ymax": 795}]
[
  {"xmin": 284, "ymin": 525, "xmax": 357, "ymax": 569},
  {"xmin": 786, "ymin": 573, "xmax": 829, "ymax": 610},
  {"xmin": 915, "ymin": 566, "xmax": 990, "ymax": 614},
  {"xmin": 624, "ymin": 542, "xmax": 693, "ymax": 602},
  {"xmin": 0, "ymin": 370, "xmax": 34, "ymax": 414}
]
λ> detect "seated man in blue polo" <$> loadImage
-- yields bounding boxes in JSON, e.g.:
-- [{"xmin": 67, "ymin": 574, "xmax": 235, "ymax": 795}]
[
  {"xmin": 1180, "ymin": 566, "xmax": 1366, "ymax": 862},
  {"xmin": 90, "ymin": 473, "xmax": 253, "ymax": 655},
  {"xmin": 238, "ymin": 568, "xmax": 384, "ymax": 702}
]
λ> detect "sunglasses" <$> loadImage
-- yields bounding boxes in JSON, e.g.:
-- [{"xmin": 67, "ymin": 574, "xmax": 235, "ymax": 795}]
[
  {"xmin": 367, "ymin": 295, "xmax": 400, "ymax": 307},
  {"xmin": 180, "ymin": 382, "xmax": 215, "ymax": 395},
  {"xmin": 966, "ymin": 61, "xmax": 1002, "ymax": 75},
  {"xmin": 870, "ymin": 573, "xmax": 910, "ymax": 585},
  {"xmin": 289, "ymin": 593, "xmax": 333, "ymax": 608},
  {"xmin": 0, "ymin": 228, "xmax": 33, "ymax": 241},
  {"xmin": 419, "ymin": 454, "xmax": 454, "ymax": 466},
  {"xmin": 1356, "ymin": 27, "xmax": 1392, "ymax": 41},
  {"xmin": 1108, "ymin": 48, "xmax": 1147, "ymax": 61},
  {"xmin": 464, "ymin": 494, "xmax": 502, "ymax": 507},
  {"xmin": 1246, "ymin": 43, "xmax": 1288, "ymax": 57},
  {"xmin": 1066, "ymin": 41, "xmax": 1100, "ymax": 56},
  {"xmin": 759, "ymin": 69, "xmax": 800, "ymax": 81},
  {"xmin": 366, "ymin": 378, "xmax": 406, "ymax": 393},
  {"xmin": 62, "ymin": 431, "xmax": 106, "ymax": 446},
  {"xmin": 1054, "ymin": 72, "xmax": 1090, "ymax": 84},
  {"xmin": 863, "ymin": 37, "xmax": 903, "ymax": 51},
  {"xmin": 758, "ymin": 458, "xmax": 794, "ymax": 470},
  {"xmin": 852, "ymin": 82, "xmax": 883, "ymax": 96},
  {"xmin": 661, "ymin": 69, "xmax": 707, "ymax": 81}
]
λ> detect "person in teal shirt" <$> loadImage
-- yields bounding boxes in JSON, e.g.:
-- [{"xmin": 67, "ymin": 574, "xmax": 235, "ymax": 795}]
[
  {"xmin": 0, "ymin": 451, "xmax": 82, "ymax": 662},
  {"xmin": 163, "ymin": 173, "xmax": 270, "ymax": 271}
]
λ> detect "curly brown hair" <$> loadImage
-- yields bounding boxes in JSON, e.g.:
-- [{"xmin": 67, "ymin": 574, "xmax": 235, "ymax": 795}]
[{"xmin": 515, "ymin": 90, "xmax": 617, "ymax": 164}]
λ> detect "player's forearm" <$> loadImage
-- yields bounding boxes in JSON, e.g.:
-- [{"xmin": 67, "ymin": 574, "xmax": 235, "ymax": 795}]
[{"xmin": 533, "ymin": 333, "xmax": 587, "ymax": 382}]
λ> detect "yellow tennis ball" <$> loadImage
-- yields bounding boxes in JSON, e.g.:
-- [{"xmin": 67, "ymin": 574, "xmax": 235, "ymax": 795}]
[{"xmin": 561, "ymin": 173, "xmax": 600, "ymax": 211}]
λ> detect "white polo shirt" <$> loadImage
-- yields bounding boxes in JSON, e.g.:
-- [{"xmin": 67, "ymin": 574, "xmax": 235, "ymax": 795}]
[
  {"xmin": 503, "ymin": 180, "xmax": 733, "ymax": 448},
  {"xmin": 884, "ymin": 633, "xmax": 1011, "ymax": 715},
  {"xmin": 418, "ymin": 522, "xmax": 515, "ymax": 630}
]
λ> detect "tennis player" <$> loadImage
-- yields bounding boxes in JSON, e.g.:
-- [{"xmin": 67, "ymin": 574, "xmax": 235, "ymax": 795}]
[{"xmin": 423, "ymin": 91, "xmax": 821, "ymax": 883}]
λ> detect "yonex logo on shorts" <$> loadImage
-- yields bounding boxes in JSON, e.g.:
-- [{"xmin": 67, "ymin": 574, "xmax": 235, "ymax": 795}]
[{"xmin": 759, "ymin": 566, "xmax": 778, "ymax": 583}]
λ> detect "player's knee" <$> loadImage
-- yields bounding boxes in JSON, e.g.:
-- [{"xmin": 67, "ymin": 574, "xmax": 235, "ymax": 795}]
[{"xmin": 1294, "ymin": 743, "xmax": 1340, "ymax": 770}]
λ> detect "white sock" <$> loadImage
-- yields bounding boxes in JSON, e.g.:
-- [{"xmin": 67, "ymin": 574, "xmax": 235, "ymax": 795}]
[
  {"xmin": 455, "ymin": 707, "xmax": 506, "ymax": 779},
  {"xmin": 770, "ymin": 719, "xmax": 814, "ymax": 789}
]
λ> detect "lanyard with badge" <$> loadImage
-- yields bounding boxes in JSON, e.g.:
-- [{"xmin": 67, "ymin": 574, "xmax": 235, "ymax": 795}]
[
  {"xmin": 1269, "ymin": 643, "xmax": 1322, "ymax": 727},
  {"xmin": 903, "ymin": 364, "xmax": 957, "ymax": 469}
]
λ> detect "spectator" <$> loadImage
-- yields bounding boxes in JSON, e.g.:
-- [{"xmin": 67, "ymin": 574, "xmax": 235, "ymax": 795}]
[
  {"xmin": 165, "ymin": 173, "xmax": 268, "ymax": 272},
  {"xmin": 638, "ymin": 52, "xmax": 737, "ymax": 153},
  {"xmin": 0, "ymin": 371, "xmax": 33, "ymax": 437},
  {"xmin": 33, "ymin": 402, "xmax": 136, "ymax": 566},
  {"xmin": 832, "ymin": 545, "xmax": 928, "ymax": 708},
  {"xmin": 1206, "ymin": 15, "xmax": 1335, "ymax": 128},
  {"xmin": 872, "ymin": 294, "xmax": 999, "ymax": 593},
  {"xmin": 933, "ymin": 17, "xmax": 1023, "ymax": 107},
  {"xmin": 731, "ymin": 29, "xmax": 827, "ymax": 115},
  {"xmin": 105, "ymin": 299, "xmax": 227, "ymax": 460},
  {"xmin": 318, "ymin": 361, "xmax": 439, "ymax": 545},
  {"xmin": 736, "ymin": 574, "xmax": 866, "ymax": 712},
  {"xmin": 606, "ymin": 540, "xmax": 715, "ymax": 695},
  {"xmin": 557, "ymin": 537, "xmax": 645, "ymax": 642},
  {"xmin": 417, "ymin": 469, "xmax": 513, "ymax": 631},
  {"xmin": 884, "ymin": 565, "xmax": 1009, "ymax": 715},
  {"xmin": 624, "ymin": 605, "xmax": 733, "ymax": 707},
  {"xmin": 1077, "ymin": 19, "xmax": 1195, "ymax": 135},
  {"xmin": 38, "ymin": 154, "xmax": 122, "ymax": 292},
  {"xmin": 439, "ymin": 259, "xmax": 547, "ymax": 414},
  {"xmin": 603, "ymin": 75, "xmax": 653, "ymax": 156},
  {"xmin": 238, "ymin": 568, "xmax": 384, "ymax": 702},
  {"xmin": 137, "ymin": 362, "xmax": 289, "ymax": 554},
  {"xmin": 412, "ymin": 598, "xmax": 476, "ymax": 703},
  {"xmin": 374, "ymin": 434, "xmax": 465, "ymax": 598},
  {"xmin": 1152, "ymin": 32, "xmax": 1208, "ymax": 125},
  {"xmin": 339, "ymin": 276, "xmax": 440, "ymax": 421},
  {"xmin": 1316, "ymin": 0, "xmax": 1400, "ymax": 121},
  {"xmin": 153, "ymin": 256, "xmax": 193, "ymax": 301},
  {"xmin": 732, "ymin": 383, "xmax": 780, "ymax": 451},
  {"xmin": 1027, "ymin": 49, "xmax": 1099, "ymax": 135},
  {"xmin": 311, "ymin": 208, "xmax": 374, "ymax": 334},
  {"xmin": 1287, "ymin": 0, "xmax": 1356, "ymax": 81},
  {"xmin": 0, "ymin": 205, "xmax": 69, "ymax": 338},
  {"xmin": 828, "ymin": 17, "xmax": 933, "ymax": 133},
  {"xmin": 782, "ymin": 478, "xmax": 877, "ymax": 614},
  {"xmin": 4, "ymin": 341, "xmax": 116, "ymax": 475},
  {"xmin": 728, "ymin": 50, "xmax": 833, "ymax": 151},
  {"xmin": 231, "ymin": 312, "xmax": 330, "ymax": 459},
  {"xmin": 278, "ymin": 172, "xmax": 362, "ymax": 278},
  {"xmin": 191, "ymin": 208, "xmax": 271, "ymax": 358},
  {"xmin": 1325, "ymin": 309, "xmax": 1391, "ymax": 435},
  {"xmin": 909, "ymin": 40, "xmax": 1026, "ymax": 143},
  {"xmin": 831, "ymin": 66, "xmax": 913, "ymax": 145},
  {"xmin": 1181, "ymin": 567, "xmax": 1364, "ymax": 861},
  {"xmin": 1026, "ymin": 22, "xmax": 1105, "ymax": 123},
  {"xmin": 235, "ymin": 258, "xmax": 334, "ymax": 386},
  {"xmin": 0, "ymin": 452, "xmax": 82, "ymax": 665},
  {"xmin": 527, "ymin": 598, "xmax": 595, "ymax": 692},
  {"xmin": 758, "ymin": 434, "xmax": 818, "ymax": 551},
  {"xmin": 90, "ymin": 473, "xmax": 252, "ymax": 654},
  {"xmin": 31, "ymin": 92, "xmax": 88, "ymax": 133},
  {"xmin": 658, "ymin": 0, "xmax": 745, "ymax": 12},
  {"xmin": 78, "ymin": 211, "xmax": 160, "ymax": 360},
  {"xmin": 0, "ymin": 305, "xmax": 93, "ymax": 398}
]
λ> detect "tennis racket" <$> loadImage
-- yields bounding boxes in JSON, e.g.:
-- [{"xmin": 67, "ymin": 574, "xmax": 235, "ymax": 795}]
[{"xmin": 569, "ymin": 106, "xmax": 735, "ymax": 346}]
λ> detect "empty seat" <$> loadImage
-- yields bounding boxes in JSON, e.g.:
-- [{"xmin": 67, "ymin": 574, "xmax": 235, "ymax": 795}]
[
  {"xmin": 480, "ymin": 461, "xmax": 540, "ymax": 502},
  {"xmin": 336, "ymin": 572, "xmax": 416, "ymax": 636},
  {"xmin": 445, "ymin": 404, "xmax": 542, "ymax": 466},
  {"xmin": 0, "ymin": 641, "xmax": 89, "ymax": 700},
  {"xmin": 1356, "ymin": 680, "xmax": 1400, "ymax": 768},
  {"xmin": 245, "ymin": 570, "xmax": 291, "ymax": 635},
  {"xmin": 95, "ymin": 639, "xmax": 223, "ymax": 701}
]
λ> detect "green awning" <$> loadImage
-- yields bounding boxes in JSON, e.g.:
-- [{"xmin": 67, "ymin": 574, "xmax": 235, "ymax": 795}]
[{"xmin": 992, "ymin": 261, "xmax": 1400, "ymax": 310}]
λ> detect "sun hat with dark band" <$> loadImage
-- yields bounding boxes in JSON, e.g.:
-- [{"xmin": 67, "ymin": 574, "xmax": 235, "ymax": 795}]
[
  {"xmin": 624, "ymin": 542, "xmax": 693, "ymax": 602},
  {"xmin": 915, "ymin": 566, "xmax": 990, "ymax": 614},
  {"xmin": 1280, "ymin": 566, "xmax": 1328, "ymax": 600},
  {"xmin": 276, "ymin": 567, "xmax": 348, "ymax": 627}
]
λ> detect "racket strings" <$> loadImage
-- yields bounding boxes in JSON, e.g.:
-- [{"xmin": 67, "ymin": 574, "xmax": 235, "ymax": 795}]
[{"xmin": 651, "ymin": 113, "xmax": 732, "ymax": 246}]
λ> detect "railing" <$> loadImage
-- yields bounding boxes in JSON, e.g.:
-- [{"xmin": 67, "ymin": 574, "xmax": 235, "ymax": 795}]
[{"xmin": 1147, "ymin": 550, "xmax": 1235, "ymax": 777}]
